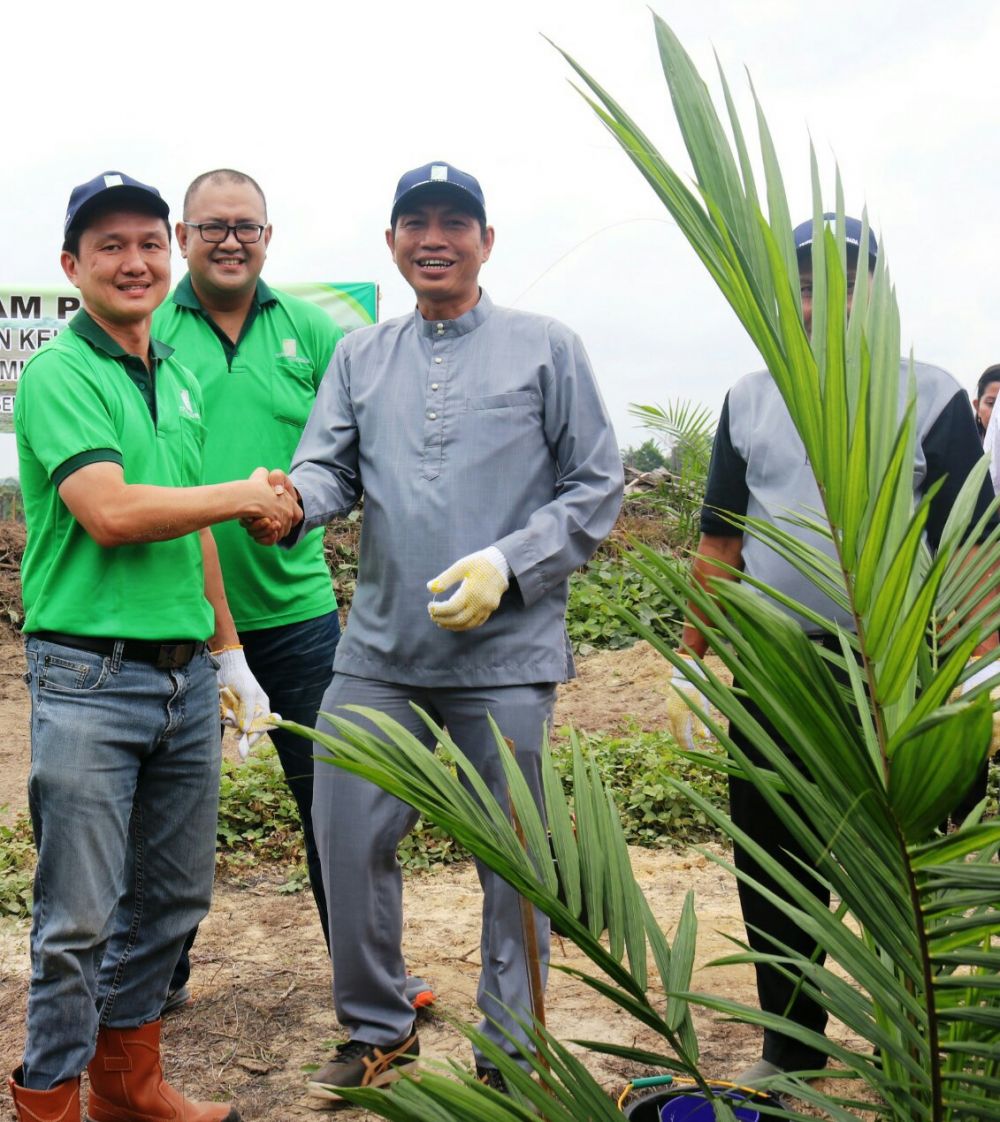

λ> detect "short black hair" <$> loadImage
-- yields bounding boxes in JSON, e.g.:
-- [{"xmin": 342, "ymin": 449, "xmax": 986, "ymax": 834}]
[
  {"xmin": 62, "ymin": 198, "xmax": 172, "ymax": 257},
  {"xmin": 184, "ymin": 169, "xmax": 267, "ymax": 220},
  {"xmin": 977, "ymin": 365, "xmax": 1000, "ymax": 400}
]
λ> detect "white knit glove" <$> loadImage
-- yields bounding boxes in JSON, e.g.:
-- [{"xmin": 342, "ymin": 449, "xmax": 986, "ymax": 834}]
[
  {"xmin": 427, "ymin": 547, "xmax": 510, "ymax": 631},
  {"xmin": 961, "ymin": 661, "xmax": 1000, "ymax": 757},
  {"xmin": 214, "ymin": 646, "xmax": 280, "ymax": 759},
  {"xmin": 665, "ymin": 656, "xmax": 711, "ymax": 749}
]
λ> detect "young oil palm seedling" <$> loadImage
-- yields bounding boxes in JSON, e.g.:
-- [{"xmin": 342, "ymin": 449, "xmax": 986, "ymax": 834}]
[{"xmin": 293, "ymin": 12, "xmax": 1000, "ymax": 1120}]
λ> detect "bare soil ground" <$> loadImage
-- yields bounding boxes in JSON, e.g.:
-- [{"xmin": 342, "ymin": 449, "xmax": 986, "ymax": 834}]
[{"xmin": 0, "ymin": 626, "xmax": 866, "ymax": 1120}]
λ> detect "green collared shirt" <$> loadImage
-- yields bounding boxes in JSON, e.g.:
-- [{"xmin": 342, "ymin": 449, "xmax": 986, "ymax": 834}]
[
  {"xmin": 171, "ymin": 274, "xmax": 276, "ymax": 370},
  {"xmin": 14, "ymin": 309, "xmax": 213, "ymax": 639},
  {"xmin": 56, "ymin": 311, "xmax": 174, "ymax": 485},
  {"xmin": 153, "ymin": 278, "xmax": 343, "ymax": 631}
]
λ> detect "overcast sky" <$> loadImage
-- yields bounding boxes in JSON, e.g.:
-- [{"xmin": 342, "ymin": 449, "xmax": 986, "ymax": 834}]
[{"xmin": 3, "ymin": 0, "xmax": 999, "ymax": 478}]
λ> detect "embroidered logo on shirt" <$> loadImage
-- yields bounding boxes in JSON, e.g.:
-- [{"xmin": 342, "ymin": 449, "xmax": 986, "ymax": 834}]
[
  {"xmin": 179, "ymin": 389, "xmax": 201, "ymax": 419},
  {"xmin": 282, "ymin": 338, "xmax": 297, "ymax": 358}
]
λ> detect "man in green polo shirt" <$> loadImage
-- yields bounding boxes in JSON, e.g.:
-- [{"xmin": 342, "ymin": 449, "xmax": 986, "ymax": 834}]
[
  {"xmin": 9, "ymin": 170, "xmax": 299, "ymax": 1122},
  {"xmin": 152, "ymin": 170, "xmax": 343, "ymax": 999}
]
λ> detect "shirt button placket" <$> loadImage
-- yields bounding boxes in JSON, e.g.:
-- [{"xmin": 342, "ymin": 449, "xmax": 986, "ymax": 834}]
[{"xmin": 424, "ymin": 331, "xmax": 448, "ymax": 480}]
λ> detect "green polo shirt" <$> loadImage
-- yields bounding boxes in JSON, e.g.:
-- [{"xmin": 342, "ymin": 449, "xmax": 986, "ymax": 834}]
[
  {"xmin": 153, "ymin": 277, "xmax": 342, "ymax": 630},
  {"xmin": 15, "ymin": 311, "xmax": 214, "ymax": 639}
]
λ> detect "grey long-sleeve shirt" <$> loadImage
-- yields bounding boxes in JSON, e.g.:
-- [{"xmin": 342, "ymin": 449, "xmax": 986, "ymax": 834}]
[
  {"xmin": 700, "ymin": 359, "xmax": 995, "ymax": 632},
  {"xmin": 288, "ymin": 291, "xmax": 624, "ymax": 686}
]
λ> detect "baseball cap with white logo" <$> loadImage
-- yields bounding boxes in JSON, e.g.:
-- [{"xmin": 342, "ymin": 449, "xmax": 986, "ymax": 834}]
[
  {"xmin": 792, "ymin": 212, "xmax": 878, "ymax": 265},
  {"xmin": 64, "ymin": 171, "xmax": 169, "ymax": 237},
  {"xmin": 390, "ymin": 161, "xmax": 486, "ymax": 226}
]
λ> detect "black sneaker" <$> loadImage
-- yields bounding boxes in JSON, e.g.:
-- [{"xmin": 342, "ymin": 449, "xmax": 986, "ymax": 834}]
[
  {"xmin": 160, "ymin": 984, "xmax": 191, "ymax": 1017},
  {"xmin": 307, "ymin": 1030, "xmax": 419, "ymax": 1104},
  {"xmin": 476, "ymin": 1064, "xmax": 509, "ymax": 1094}
]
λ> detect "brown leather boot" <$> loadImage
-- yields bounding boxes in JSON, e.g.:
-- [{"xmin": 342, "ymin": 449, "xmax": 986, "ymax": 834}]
[
  {"xmin": 85, "ymin": 1021, "xmax": 239, "ymax": 1122},
  {"xmin": 8, "ymin": 1067, "xmax": 81, "ymax": 1122}
]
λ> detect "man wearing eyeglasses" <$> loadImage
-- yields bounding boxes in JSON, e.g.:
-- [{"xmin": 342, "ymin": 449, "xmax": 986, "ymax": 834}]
[{"xmin": 152, "ymin": 169, "xmax": 343, "ymax": 1007}]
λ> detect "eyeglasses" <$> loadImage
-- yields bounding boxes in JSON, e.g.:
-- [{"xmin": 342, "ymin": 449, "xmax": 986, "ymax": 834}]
[{"xmin": 183, "ymin": 221, "xmax": 266, "ymax": 244}]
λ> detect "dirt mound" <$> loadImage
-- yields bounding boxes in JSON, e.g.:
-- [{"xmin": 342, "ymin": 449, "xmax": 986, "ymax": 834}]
[{"xmin": 556, "ymin": 641, "xmax": 730, "ymax": 735}]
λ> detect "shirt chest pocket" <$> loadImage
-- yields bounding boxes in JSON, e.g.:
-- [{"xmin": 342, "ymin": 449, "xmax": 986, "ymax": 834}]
[
  {"xmin": 271, "ymin": 356, "xmax": 317, "ymax": 428},
  {"xmin": 154, "ymin": 409, "xmax": 206, "ymax": 485},
  {"xmin": 466, "ymin": 390, "xmax": 540, "ymax": 413},
  {"xmin": 177, "ymin": 414, "xmax": 207, "ymax": 485}
]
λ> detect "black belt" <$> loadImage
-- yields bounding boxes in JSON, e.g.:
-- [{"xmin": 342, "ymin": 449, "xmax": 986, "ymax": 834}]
[{"xmin": 33, "ymin": 631, "xmax": 205, "ymax": 670}]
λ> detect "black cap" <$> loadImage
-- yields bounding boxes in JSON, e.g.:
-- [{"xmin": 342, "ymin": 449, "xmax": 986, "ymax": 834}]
[
  {"xmin": 390, "ymin": 161, "xmax": 486, "ymax": 226},
  {"xmin": 793, "ymin": 212, "xmax": 878, "ymax": 263},
  {"xmin": 64, "ymin": 171, "xmax": 169, "ymax": 236}
]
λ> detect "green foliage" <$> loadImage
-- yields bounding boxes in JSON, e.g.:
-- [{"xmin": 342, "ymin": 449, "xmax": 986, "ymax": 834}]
[
  {"xmin": 0, "ymin": 480, "xmax": 23, "ymax": 524},
  {"xmin": 566, "ymin": 557, "xmax": 682, "ymax": 653},
  {"xmin": 0, "ymin": 812, "xmax": 33, "ymax": 919},
  {"xmin": 629, "ymin": 400, "xmax": 715, "ymax": 554},
  {"xmin": 217, "ymin": 733, "xmax": 732, "ymax": 884},
  {"xmin": 555, "ymin": 12, "xmax": 1000, "ymax": 1119},
  {"xmin": 216, "ymin": 746, "xmax": 468, "ymax": 882},
  {"xmin": 621, "ymin": 438, "xmax": 667, "ymax": 473},
  {"xmin": 299, "ymin": 708, "xmax": 708, "ymax": 1089},
  {"xmin": 216, "ymin": 749, "xmax": 305, "ymax": 867},
  {"xmin": 552, "ymin": 729, "xmax": 727, "ymax": 847},
  {"xmin": 631, "ymin": 401, "xmax": 715, "ymax": 483}
]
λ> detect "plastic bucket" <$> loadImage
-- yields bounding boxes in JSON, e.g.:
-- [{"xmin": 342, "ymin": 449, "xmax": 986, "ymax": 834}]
[
  {"xmin": 659, "ymin": 1093, "xmax": 761, "ymax": 1121},
  {"xmin": 623, "ymin": 1088, "xmax": 768, "ymax": 1121}
]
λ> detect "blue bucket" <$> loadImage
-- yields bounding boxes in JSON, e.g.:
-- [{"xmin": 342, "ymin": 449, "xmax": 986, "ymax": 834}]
[{"xmin": 659, "ymin": 1092, "xmax": 761, "ymax": 1121}]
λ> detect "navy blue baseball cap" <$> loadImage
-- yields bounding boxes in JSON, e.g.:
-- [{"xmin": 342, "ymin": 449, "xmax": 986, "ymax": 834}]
[
  {"xmin": 390, "ymin": 161, "xmax": 486, "ymax": 226},
  {"xmin": 793, "ymin": 212, "xmax": 877, "ymax": 263},
  {"xmin": 64, "ymin": 171, "xmax": 169, "ymax": 236}
]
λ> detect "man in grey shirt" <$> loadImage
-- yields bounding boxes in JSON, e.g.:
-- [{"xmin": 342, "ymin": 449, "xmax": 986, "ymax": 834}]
[
  {"xmin": 678, "ymin": 214, "xmax": 996, "ymax": 1086},
  {"xmin": 260, "ymin": 161, "xmax": 623, "ymax": 1102}
]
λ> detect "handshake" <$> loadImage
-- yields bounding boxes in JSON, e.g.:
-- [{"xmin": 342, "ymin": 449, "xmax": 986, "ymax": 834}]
[{"xmin": 241, "ymin": 467, "xmax": 302, "ymax": 546}]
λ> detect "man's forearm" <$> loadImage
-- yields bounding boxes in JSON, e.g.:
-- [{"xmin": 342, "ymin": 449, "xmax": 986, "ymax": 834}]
[
  {"xmin": 59, "ymin": 463, "xmax": 299, "ymax": 548},
  {"xmin": 679, "ymin": 533, "xmax": 745, "ymax": 657}
]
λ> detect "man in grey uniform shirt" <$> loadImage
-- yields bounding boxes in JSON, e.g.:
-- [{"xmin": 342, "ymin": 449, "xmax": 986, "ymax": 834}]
[
  {"xmin": 675, "ymin": 214, "xmax": 997, "ymax": 1086},
  {"xmin": 259, "ymin": 161, "xmax": 623, "ymax": 1101}
]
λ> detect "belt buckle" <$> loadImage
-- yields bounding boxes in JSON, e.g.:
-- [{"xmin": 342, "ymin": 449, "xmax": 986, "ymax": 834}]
[{"xmin": 156, "ymin": 643, "xmax": 191, "ymax": 670}]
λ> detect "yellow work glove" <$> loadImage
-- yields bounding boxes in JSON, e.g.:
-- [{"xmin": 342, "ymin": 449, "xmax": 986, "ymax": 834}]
[
  {"xmin": 665, "ymin": 655, "xmax": 711, "ymax": 750},
  {"xmin": 961, "ymin": 661, "xmax": 1000, "ymax": 757},
  {"xmin": 427, "ymin": 547, "xmax": 510, "ymax": 632},
  {"xmin": 214, "ymin": 646, "xmax": 280, "ymax": 760}
]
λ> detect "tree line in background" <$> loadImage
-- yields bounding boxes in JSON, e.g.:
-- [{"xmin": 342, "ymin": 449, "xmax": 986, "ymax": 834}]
[{"xmin": 0, "ymin": 479, "xmax": 21, "ymax": 523}]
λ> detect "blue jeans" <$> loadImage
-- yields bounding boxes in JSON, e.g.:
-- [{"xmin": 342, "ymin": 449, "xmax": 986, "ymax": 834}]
[
  {"xmin": 22, "ymin": 638, "xmax": 221, "ymax": 1090},
  {"xmin": 170, "ymin": 610, "xmax": 340, "ymax": 991}
]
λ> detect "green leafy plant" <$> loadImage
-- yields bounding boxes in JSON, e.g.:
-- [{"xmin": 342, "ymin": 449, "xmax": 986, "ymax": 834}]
[
  {"xmin": 566, "ymin": 557, "xmax": 681, "ymax": 653},
  {"xmin": 293, "ymin": 708, "xmax": 712, "ymax": 1119},
  {"xmin": 0, "ymin": 812, "xmax": 34, "ymax": 919},
  {"xmin": 216, "ymin": 745, "xmax": 467, "ymax": 881},
  {"xmin": 621, "ymin": 438, "xmax": 668, "ymax": 473},
  {"xmin": 553, "ymin": 729, "xmax": 728, "ymax": 847},
  {"xmin": 629, "ymin": 400, "xmax": 716, "ymax": 555}
]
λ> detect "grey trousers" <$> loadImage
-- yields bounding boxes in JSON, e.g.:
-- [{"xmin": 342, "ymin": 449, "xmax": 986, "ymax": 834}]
[{"xmin": 312, "ymin": 674, "xmax": 555, "ymax": 1060}]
